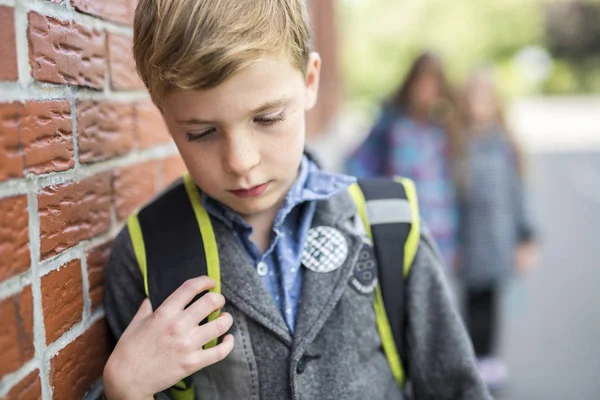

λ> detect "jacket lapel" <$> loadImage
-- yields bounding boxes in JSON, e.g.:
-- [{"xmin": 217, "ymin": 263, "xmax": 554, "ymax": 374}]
[
  {"xmin": 212, "ymin": 219, "xmax": 293, "ymax": 346},
  {"xmin": 292, "ymin": 191, "xmax": 362, "ymax": 353}
]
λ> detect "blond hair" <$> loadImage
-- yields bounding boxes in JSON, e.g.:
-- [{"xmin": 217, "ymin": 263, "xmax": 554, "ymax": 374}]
[{"xmin": 133, "ymin": 0, "xmax": 312, "ymax": 107}]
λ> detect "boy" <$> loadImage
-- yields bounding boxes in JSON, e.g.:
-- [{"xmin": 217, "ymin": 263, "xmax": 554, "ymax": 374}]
[{"xmin": 102, "ymin": 0, "xmax": 492, "ymax": 399}]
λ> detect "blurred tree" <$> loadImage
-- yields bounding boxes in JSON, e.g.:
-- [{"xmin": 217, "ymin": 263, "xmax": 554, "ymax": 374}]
[
  {"xmin": 545, "ymin": 1, "xmax": 600, "ymax": 61},
  {"xmin": 338, "ymin": 0, "xmax": 600, "ymax": 110}
]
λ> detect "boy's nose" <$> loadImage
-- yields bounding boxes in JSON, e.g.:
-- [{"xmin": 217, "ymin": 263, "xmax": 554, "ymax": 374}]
[{"xmin": 222, "ymin": 136, "xmax": 260, "ymax": 176}]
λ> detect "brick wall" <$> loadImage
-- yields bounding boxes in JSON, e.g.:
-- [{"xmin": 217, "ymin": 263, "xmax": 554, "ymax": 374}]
[
  {"xmin": 0, "ymin": 0, "xmax": 339, "ymax": 399},
  {"xmin": 0, "ymin": 1, "xmax": 185, "ymax": 398},
  {"xmin": 306, "ymin": 0, "xmax": 341, "ymax": 138}
]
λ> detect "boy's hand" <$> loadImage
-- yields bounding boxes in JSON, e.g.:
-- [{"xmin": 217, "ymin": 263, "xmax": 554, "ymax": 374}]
[
  {"xmin": 516, "ymin": 241, "xmax": 539, "ymax": 274},
  {"xmin": 103, "ymin": 276, "xmax": 234, "ymax": 400}
]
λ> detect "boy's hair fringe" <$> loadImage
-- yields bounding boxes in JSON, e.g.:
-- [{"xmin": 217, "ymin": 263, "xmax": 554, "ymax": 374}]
[{"xmin": 133, "ymin": 0, "xmax": 312, "ymax": 107}]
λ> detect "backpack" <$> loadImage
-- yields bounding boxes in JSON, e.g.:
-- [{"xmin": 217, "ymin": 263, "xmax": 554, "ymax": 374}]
[{"xmin": 127, "ymin": 174, "xmax": 420, "ymax": 400}]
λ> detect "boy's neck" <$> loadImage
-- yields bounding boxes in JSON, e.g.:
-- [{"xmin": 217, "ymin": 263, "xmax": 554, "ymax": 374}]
[
  {"xmin": 245, "ymin": 203, "xmax": 280, "ymax": 254},
  {"xmin": 240, "ymin": 158, "xmax": 304, "ymax": 254}
]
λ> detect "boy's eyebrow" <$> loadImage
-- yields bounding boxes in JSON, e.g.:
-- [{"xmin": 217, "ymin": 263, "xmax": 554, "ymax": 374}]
[
  {"xmin": 176, "ymin": 118, "xmax": 212, "ymax": 126},
  {"xmin": 251, "ymin": 96, "xmax": 290, "ymax": 114},
  {"xmin": 175, "ymin": 96, "xmax": 291, "ymax": 126}
]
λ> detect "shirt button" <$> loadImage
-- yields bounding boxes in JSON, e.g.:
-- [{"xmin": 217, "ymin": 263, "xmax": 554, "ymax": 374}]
[{"xmin": 257, "ymin": 261, "xmax": 269, "ymax": 276}]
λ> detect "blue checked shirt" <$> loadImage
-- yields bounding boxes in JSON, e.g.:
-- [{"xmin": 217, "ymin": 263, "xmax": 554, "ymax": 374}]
[{"xmin": 202, "ymin": 155, "xmax": 355, "ymax": 333}]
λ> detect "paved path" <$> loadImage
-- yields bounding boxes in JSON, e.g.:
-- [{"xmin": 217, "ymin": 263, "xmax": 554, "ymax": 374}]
[{"xmin": 497, "ymin": 151, "xmax": 600, "ymax": 400}]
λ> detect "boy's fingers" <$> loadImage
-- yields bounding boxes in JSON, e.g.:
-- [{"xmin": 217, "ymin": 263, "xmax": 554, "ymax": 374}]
[
  {"xmin": 184, "ymin": 291, "xmax": 226, "ymax": 325},
  {"xmin": 194, "ymin": 334, "xmax": 235, "ymax": 371},
  {"xmin": 162, "ymin": 276, "xmax": 216, "ymax": 311},
  {"xmin": 194, "ymin": 312, "xmax": 233, "ymax": 348}
]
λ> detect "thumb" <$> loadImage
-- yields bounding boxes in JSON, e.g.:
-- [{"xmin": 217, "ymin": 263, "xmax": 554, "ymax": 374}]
[{"xmin": 130, "ymin": 298, "xmax": 153, "ymax": 327}]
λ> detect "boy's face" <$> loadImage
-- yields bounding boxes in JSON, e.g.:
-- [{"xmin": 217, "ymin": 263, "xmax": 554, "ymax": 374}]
[{"xmin": 161, "ymin": 52, "xmax": 321, "ymax": 220}]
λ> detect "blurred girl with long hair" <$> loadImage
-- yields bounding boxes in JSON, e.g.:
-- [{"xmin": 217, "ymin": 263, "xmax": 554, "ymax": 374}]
[{"xmin": 346, "ymin": 52, "xmax": 463, "ymax": 269}]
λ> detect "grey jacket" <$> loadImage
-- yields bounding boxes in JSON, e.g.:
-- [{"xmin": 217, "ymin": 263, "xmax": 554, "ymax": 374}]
[{"xmin": 104, "ymin": 190, "xmax": 491, "ymax": 400}]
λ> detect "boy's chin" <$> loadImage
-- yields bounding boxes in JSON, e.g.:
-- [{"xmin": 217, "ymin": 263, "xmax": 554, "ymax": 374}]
[{"xmin": 224, "ymin": 193, "xmax": 280, "ymax": 218}]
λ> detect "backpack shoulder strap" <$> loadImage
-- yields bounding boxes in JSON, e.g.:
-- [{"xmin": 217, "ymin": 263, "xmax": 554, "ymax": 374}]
[
  {"xmin": 347, "ymin": 176, "xmax": 420, "ymax": 387},
  {"xmin": 126, "ymin": 173, "xmax": 221, "ymax": 400}
]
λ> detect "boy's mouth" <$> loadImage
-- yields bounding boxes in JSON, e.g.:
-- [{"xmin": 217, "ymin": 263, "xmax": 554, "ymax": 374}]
[{"xmin": 230, "ymin": 182, "xmax": 270, "ymax": 198}]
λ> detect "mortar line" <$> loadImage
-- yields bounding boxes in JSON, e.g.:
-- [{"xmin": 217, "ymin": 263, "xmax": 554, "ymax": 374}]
[{"xmin": 26, "ymin": 185, "xmax": 51, "ymax": 400}]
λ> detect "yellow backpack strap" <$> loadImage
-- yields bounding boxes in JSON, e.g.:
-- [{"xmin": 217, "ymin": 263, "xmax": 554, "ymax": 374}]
[
  {"xmin": 182, "ymin": 172, "xmax": 222, "ymax": 346},
  {"xmin": 126, "ymin": 173, "xmax": 222, "ymax": 400},
  {"xmin": 347, "ymin": 177, "xmax": 420, "ymax": 388},
  {"xmin": 395, "ymin": 177, "xmax": 420, "ymax": 276},
  {"xmin": 127, "ymin": 214, "xmax": 149, "ymax": 297}
]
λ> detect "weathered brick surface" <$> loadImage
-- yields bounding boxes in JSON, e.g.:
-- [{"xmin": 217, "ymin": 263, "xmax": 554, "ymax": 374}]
[
  {"xmin": 42, "ymin": 259, "xmax": 83, "ymax": 344},
  {"xmin": 77, "ymin": 101, "xmax": 135, "ymax": 163},
  {"xmin": 0, "ymin": 6, "xmax": 18, "ymax": 81},
  {"xmin": 28, "ymin": 12, "xmax": 105, "ymax": 89},
  {"xmin": 113, "ymin": 161, "xmax": 157, "ymax": 220},
  {"xmin": 39, "ymin": 173, "xmax": 112, "ymax": 260},
  {"xmin": 87, "ymin": 242, "xmax": 112, "ymax": 310},
  {"xmin": 50, "ymin": 319, "xmax": 110, "ymax": 400},
  {"xmin": 160, "ymin": 155, "xmax": 187, "ymax": 188},
  {"xmin": 72, "ymin": 0, "xmax": 135, "ymax": 25},
  {"xmin": 135, "ymin": 102, "xmax": 171, "ymax": 148},
  {"xmin": 0, "ymin": 287, "xmax": 34, "ymax": 377},
  {"xmin": 4, "ymin": 370, "xmax": 42, "ymax": 400},
  {"xmin": 0, "ymin": 101, "xmax": 74, "ymax": 179},
  {"xmin": 107, "ymin": 33, "xmax": 144, "ymax": 90},
  {"xmin": 0, "ymin": 196, "xmax": 30, "ymax": 282},
  {"xmin": 0, "ymin": 103, "xmax": 26, "ymax": 181},
  {"xmin": 21, "ymin": 101, "xmax": 74, "ymax": 174}
]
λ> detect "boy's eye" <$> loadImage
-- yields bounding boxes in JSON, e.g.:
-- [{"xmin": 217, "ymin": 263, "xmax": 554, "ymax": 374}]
[
  {"xmin": 254, "ymin": 112, "xmax": 285, "ymax": 126},
  {"xmin": 186, "ymin": 127, "xmax": 216, "ymax": 142}
]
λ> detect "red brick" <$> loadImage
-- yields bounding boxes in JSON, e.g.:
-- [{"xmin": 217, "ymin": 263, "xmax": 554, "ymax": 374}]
[
  {"xmin": 72, "ymin": 0, "xmax": 134, "ymax": 25},
  {"xmin": 0, "ymin": 103, "xmax": 25, "ymax": 181},
  {"xmin": 0, "ymin": 287, "xmax": 34, "ymax": 377},
  {"xmin": 160, "ymin": 155, "xmax": 187, "ymax": 188},
  {"xmin": 113, "ymin": 161, "xmax": 157, "ymax": 220},
  {"xmin": 86, "ymin": 242, "xmax": 112, "ymax": 310},
  {"xmin": 107, "ymin": 33, "xmax": 144, "ymax": 90},
  {"xmin": 42, "ymin": 259, "xmax": 83, "ymax": 344},
  {"xmin": 50, "ymin": 319, "xmax": 110, "ymax": 400},
  {"xmin": 0, "ymin": 6, "xmax": 18, "ymax": 81},
  {"xmin": 21, "ymin": 101, "xmax": 74, "ymax": 175},
  {"xmin": 135, "ymin": 102, "xmax": 171, "ymax": 148},
  {"xmin": 28, "ymin": 12, "xmax": 105, "ymax": 89},
  {"xmin": 0, "ymin": 196, "xmax": 30, "ymax": 282},
  {"xmin": 39, "ymin": 174, "xmax": 111, "ymax": 260},
  {"xmin": 77, "ymin": 101, "xmax": 135, "ymax": 163},
  {"xmin": 0, "ymin": 101, "xmax": 74, "ymax": 179},
  {"xmin": 4, "ymin": 370, "xmax": 42, "ymax": 400}
]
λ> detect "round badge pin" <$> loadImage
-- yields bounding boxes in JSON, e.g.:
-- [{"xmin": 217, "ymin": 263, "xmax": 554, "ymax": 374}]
[
  {"xmin": 350, "ymin": 247, "xmax": 378, "ymax": 294},
  {"xmin": 302, "ymin": 226, "xmax": 348, "ymax": 273}
]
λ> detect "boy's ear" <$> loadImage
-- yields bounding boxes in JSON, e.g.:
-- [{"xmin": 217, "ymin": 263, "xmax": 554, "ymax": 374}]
[{"xmin": 304, "ymin": 52, "xmax": 321, "ymax": 111}]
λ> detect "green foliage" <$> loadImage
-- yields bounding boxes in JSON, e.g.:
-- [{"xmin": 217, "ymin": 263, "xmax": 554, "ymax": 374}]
[{"xmin": 338, "ymin": 0, "xmax": 599, "ymax": 109}]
